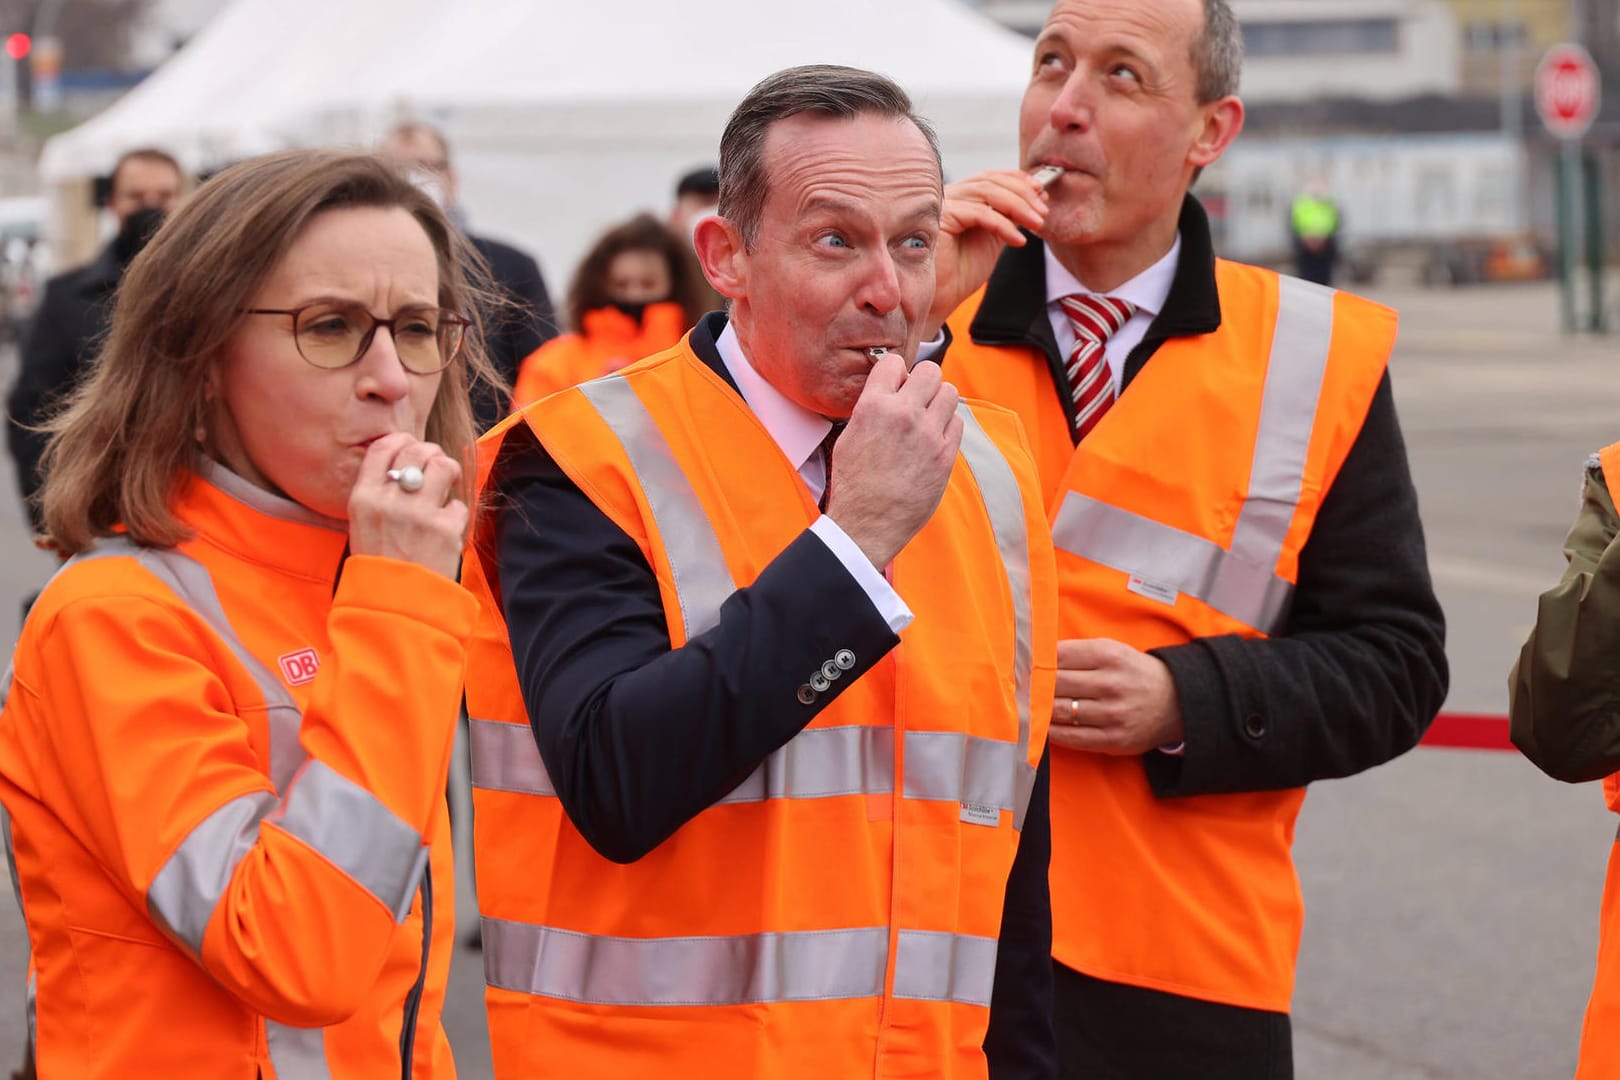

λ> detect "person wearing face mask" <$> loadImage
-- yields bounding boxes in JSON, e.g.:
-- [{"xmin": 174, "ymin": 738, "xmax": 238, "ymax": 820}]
[
  {"xmin": 511, "ymin": 213, "xmax": 710, "ymax": 408},
  {"xmin": 380, "ymin": 122, "xmax": 558, "ymax": 429},
  {"xmin": 6, "ymin": 147, "xmax": 184, "ymax": 534},
  {"xmin": 0, "ymin": 149, "xmax": 498, "ymax": 1077}
]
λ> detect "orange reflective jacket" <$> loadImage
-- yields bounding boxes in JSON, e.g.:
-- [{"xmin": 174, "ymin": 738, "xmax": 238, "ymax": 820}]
[
  {"xmin": 510, "ymin": 301, "xmax": 688, "ymax": 409},
  {"xmin": 947, "ymin": 262, "xmax": 1394, "ymax": 1012},
  {"xmin": 0, "ymin": 465, "xmax": 473, "ymax": 1078},
  {"xmin": 464, "ymin": 337, "xmax": 1057, "ymax": 1079},
  {"xmin": 1577, "ymin": 444, "xmax": 1620, "ymax": 1078}
]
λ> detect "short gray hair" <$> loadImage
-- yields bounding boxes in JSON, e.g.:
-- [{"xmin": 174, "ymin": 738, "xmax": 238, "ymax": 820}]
[
  {"xmin": 1193, "ymin": 0, "xmax": 1243, "ymax": 102},
  {"xmin": 718, "ymin": 64, "xmax": 942, "ymax": 250}
]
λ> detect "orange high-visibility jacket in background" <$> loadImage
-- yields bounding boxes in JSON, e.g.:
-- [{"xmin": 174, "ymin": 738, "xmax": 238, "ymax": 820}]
[
  {"xmin": 1576, "ymin": 441, "xmax": 1620, "ymax": 1079},
  {"xmin": 946, "ymin": 263, "xmax": 1395, "ymax": 1012},
  {"xmin": 0, "ymin": 465, "xmax": 474, "ymax": 1078},
  {"xmin": 510, "ymin": 301, "xmax": 688, "ymax": 409},
  {"xmin": 464, "ymin": 337, "xmax": 1058, "ymax": 1079}
]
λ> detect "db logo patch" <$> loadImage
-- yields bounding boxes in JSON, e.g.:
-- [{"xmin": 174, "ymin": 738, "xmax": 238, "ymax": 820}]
[{"xmin": 277, "ymin": 648, "xmax": 321, "ymax": 687}]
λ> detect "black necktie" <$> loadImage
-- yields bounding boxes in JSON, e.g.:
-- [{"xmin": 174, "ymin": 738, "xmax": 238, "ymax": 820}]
[{"xmin": 818, "ymin": 422, "xmax": 845, "ymax": 513}]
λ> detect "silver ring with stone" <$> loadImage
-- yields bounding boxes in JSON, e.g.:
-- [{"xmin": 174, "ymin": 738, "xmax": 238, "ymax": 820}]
[{"xmin": 386, "ymin": 465, "xmax": 425, "ymax": 493}]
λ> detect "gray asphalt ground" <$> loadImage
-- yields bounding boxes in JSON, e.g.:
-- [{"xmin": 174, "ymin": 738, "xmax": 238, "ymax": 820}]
[{"xmin": 0, "ymin": 278, "xmax": 1614, "ymax": 1077}]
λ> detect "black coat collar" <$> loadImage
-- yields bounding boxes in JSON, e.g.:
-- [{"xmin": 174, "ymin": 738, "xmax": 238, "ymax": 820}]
[{"xmin": 966, "ymin": 193, "xmax": 1223, "ymax": 395}]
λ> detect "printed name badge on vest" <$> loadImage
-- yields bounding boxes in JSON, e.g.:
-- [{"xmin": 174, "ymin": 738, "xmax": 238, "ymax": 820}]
[
  {"xmin": 1127, "ymin": 576, "xmax": 1179, "ymax": 607},
  {"xmin": 961, "ymin": 801, "xmax": 1000, "ymax": 827}
]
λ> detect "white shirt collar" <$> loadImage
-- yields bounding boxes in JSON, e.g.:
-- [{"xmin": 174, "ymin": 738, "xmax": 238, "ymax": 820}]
[
  {"xmin": 714, "ymin": 321, "xmax": 833, "ymax": 473},
  {"xmin": 1044, "ymin": 235, "xmax": 1182, "ymax": 318}
]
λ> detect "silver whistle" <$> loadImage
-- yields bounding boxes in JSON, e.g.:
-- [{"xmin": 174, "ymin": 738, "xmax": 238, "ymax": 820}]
[{"xmin": 1032, "ymin": 165, "xmax": 1064, "ymax": 190}]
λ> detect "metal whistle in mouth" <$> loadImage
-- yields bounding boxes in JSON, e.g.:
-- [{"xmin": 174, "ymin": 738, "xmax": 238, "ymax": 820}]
[
  {"xmin": 865, "ymin": 347, "xmax": 890, "ymax": 359},
  {"xmin": 1032, "ymin": 164, "xmax": 1064, "ymax": 190}
]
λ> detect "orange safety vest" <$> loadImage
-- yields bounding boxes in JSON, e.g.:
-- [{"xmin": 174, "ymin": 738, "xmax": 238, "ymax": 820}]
[
  {"xmin": 0, "ymin": 465, "xmax": 472, "ymax": 1078},
  {"xmin": 1576, "ymin": 443, "xmax": 1620, "ymax": 1078},
  {"xmin": 464, "ymin": 335, "xmax": 1057, "ymax": 1079},
  {"xmin": 946, "ymin": 260, "xmax": 1395, "ymax": 1012},
  {"xmin": 511, "ymin": 301, "xmax": 689, "ymax": 409}
]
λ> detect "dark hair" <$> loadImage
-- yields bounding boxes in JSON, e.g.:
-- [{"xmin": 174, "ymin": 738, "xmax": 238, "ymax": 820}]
[
  {"xmin": 110, "ymin": 147, "xmax": 182, "ymax": 194},
  {"xmin": 41, "ymin": 149, "xmax": 503, "ymax": 555},
  {"xmin": 674, "ymin": 166, "xmax": 720, "ymax": 199},
  {"xmin": 718, "ymin": 64, "xmax": 941, "ymax": 249},
  {"xmin": 1194, "ymin": 0, "xmax": 1243, "ymax": 103},
  {"xmin": 566, "ymin": 213, "xmax": 709, "ymax": 331}
]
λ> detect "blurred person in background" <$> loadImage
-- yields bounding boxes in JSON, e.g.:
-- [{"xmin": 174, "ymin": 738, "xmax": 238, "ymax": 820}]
[
  {"xmin": 1509, "ymin": 442, "xmax": 1620, "ymax": 1079},
  {"xmin": 668, "ymin": 164, "xmax": 720, "ymax": 238},
  {"xmin": 465, "ymin": 64, "xmax": 1059, "ymax": 1079},
  {"xmin": 7, "ymin": 147, "xmax": 183, "ymax": 534},
  {"xmin": 667, "ymin": 165, "xmax": 727, "ymax": 312},
  {"xmin": 1289, "ymin": 175, "xmax": 1341, "ymax": 287},
  {"xmin": 0, "ymin": 149, "xmax": 496, "ymax": 1077},
  {"xmin": 511, "ymin": 212, "xmax": 709, "ymax": 408},
  {"xmin": 381, "ymin": 120, "xmax": 556, "ymax": 428},
  {"xmin": 921, "ymin": 0, "xmax": 1448, "ymax": 1075}
]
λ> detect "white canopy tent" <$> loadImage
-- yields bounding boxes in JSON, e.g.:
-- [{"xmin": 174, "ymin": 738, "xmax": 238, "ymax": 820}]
[{"xmin": 40, "ymin": 0, "xmax": 1036, "ymax": 292}]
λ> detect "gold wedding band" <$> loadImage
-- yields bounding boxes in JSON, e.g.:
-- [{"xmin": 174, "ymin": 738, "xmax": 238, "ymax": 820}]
[{"xmin": 1068, "ymin": 698, "xmax": 1079, "ymax": 724}]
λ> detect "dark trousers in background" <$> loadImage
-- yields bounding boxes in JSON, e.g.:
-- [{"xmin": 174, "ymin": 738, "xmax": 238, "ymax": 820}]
[{"xmin": 1053, "ymin": 961, "xmax": 1293, "ymax": 1080}]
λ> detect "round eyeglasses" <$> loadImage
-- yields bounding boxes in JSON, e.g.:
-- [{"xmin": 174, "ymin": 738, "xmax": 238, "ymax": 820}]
[{"xmin": 243, "ymin": 302, "xmax": 471, "ymax": 374}]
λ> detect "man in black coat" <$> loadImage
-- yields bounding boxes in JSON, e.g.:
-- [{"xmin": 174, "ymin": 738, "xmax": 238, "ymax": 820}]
[
  {"xmin": 380, "ymin": 123, "xmax": 557, "ymax": 429},
  {"xmin": 7, "ymin": 147, "xmax": 183, "ymax": 532}
]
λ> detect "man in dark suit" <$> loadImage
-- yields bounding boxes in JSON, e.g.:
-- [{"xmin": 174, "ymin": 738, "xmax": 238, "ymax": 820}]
[
  {"xmin": 465, "ymin": 65, "xmax": 1059, "ymax": 1078},
  {"xmin": 7, "ymin": 147, "xmax": 183, "ymax": 532},
  {"xmin": 380, "ymin": 122, "xmax": 557, "ymax": 428}
]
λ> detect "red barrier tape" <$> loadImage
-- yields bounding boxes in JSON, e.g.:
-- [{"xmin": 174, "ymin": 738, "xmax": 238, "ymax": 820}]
[{"xmin": 1420, "ymin": 713, "xmax": 1514, "ymax": 752}]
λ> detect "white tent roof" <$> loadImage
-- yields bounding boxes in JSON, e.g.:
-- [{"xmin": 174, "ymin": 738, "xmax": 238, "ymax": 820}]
[{"xmin": 41, "ymin": 0, "xmax": 1036, "ymax": 287}]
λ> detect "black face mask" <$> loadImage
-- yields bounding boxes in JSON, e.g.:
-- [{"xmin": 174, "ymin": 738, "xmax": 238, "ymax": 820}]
[
  {"xmin": 605, "ymin": 298, "xmax": 671, "ymax": 325},
  {"xmin": 112, "ymin": 206, "xmax": 166, "ymax": 267}
]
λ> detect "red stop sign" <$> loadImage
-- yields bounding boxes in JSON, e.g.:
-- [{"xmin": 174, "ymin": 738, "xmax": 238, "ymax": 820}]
[{"xmin": 1536, "ymin": 43, "xmax": 1602, "ymax": 139}]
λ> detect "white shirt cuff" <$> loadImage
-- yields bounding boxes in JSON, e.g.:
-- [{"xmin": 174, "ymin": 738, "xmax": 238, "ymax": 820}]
[
  {"xmin": 915, "ymin": 328, "xmax": 947, "ymax": 364},
  {"xmin": 809, "ymin": 516, "xmax": 914, "ymax": 633}
]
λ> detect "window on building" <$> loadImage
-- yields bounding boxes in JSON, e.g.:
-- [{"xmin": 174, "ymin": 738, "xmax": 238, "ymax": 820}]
[
  {"xmin": 1463, "ymin": 21, "xmax": 1529, "ymax": 50},
  {"xmin": 1242, "ymin": 19, "xmax": 1401, "ymax": 57}
]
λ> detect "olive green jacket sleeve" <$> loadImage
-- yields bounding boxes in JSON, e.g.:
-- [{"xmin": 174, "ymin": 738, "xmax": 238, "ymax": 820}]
[{"xmin": 1510, "ymin": 457, "xmax": 1620, "ymax": 782}]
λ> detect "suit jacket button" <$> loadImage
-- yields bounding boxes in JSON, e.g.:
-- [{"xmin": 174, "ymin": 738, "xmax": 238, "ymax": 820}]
[
  {"xmin": 834, "ymin": 649, "xmax": 856, "ymax": 670},
  {"xmin": 810, "ymin": 672, "xmax": 832, "ymax": 693},
  {"xmin": 797, "ymin": 684, "xmax": 817, "ymax": 705},
  {"xmin": 821, "ymin": 660, "xmax": 841, "ymax": 681},
  {"xmin": 1244, "ymin": 714, "xmax": 1267, "ymax": 738}
]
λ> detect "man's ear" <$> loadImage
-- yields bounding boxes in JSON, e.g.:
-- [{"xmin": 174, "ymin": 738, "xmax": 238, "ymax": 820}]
[
  {"xmin": 1188, "ymin": 95, "xmax": 1244, "ymax": 171},
  {"xmin": 693, "ymin": 214, "xmax": 748, "ymax": 301}
]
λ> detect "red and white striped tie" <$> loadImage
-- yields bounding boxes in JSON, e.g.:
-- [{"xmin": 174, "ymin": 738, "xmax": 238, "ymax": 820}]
[{"xmin": 1057, "ymin": 294, "xmax": 1136, "ymax": 440}]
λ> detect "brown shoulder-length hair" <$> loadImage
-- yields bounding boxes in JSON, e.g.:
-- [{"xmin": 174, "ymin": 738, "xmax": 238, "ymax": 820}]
[
  {"xmin": 39, "ymin": 148, "xmax": 505, "ymax": 556},
  {"xmin": 565, "ymin": 212, "xmax": 709, "ymax": 332}
]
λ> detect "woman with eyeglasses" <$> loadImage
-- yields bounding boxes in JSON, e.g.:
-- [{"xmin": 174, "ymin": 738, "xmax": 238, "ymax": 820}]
[{"xmin": 0, "ymin": 149, "xmax": 498, "ymax": 1077}]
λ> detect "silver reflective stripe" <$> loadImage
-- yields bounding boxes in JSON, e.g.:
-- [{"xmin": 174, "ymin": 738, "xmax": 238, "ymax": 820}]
[
  {"xmin": 147, "ymin": 791, "xmax": 276, "ymax": 952},
  {"xmin": 266, "ymin": 1020, "xmax": 331, "ymax": 1078},
  {"xmin": 468, "ymin": 717, "xmax": 552, "ymax": 796},
  {"xmin": 265, "ymin": 759, "xmax": 428, "ymax": 923},
  {"xmin": 891, "ymin": 930, "xmax": 999, "ymax": 1007},
  {"xmin": 576, "ymin": 376, "xmax": 737, "ymax": 640},
  {"xmin": 1050, "ymin": 276, "xmax": 1338, "ymax": 634},
  {"xmin": 1229, "ymin": 276, "xmax": 1336, "ymax": 570},
  {"xmin": 482, "ymin": 918, "xmax": 889, "ymax": 1006},
  {"xmin": 902, "ymin": 731, "xmax": 1018, "ymax": 815},
  {"xmin": 1050, "ymin": 494, "xmax": 1295, "ymax": 632},
  {"xmin": 469, "ymin": 717, "xmax": 898, "ymax": 804},
  {"xmin": 718, "ymin": 726, "xmax": 895, "ymax": 803},
  {"xmin": 955, "ymin": 406, "xmax": 1038, "ymax": 829}
]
